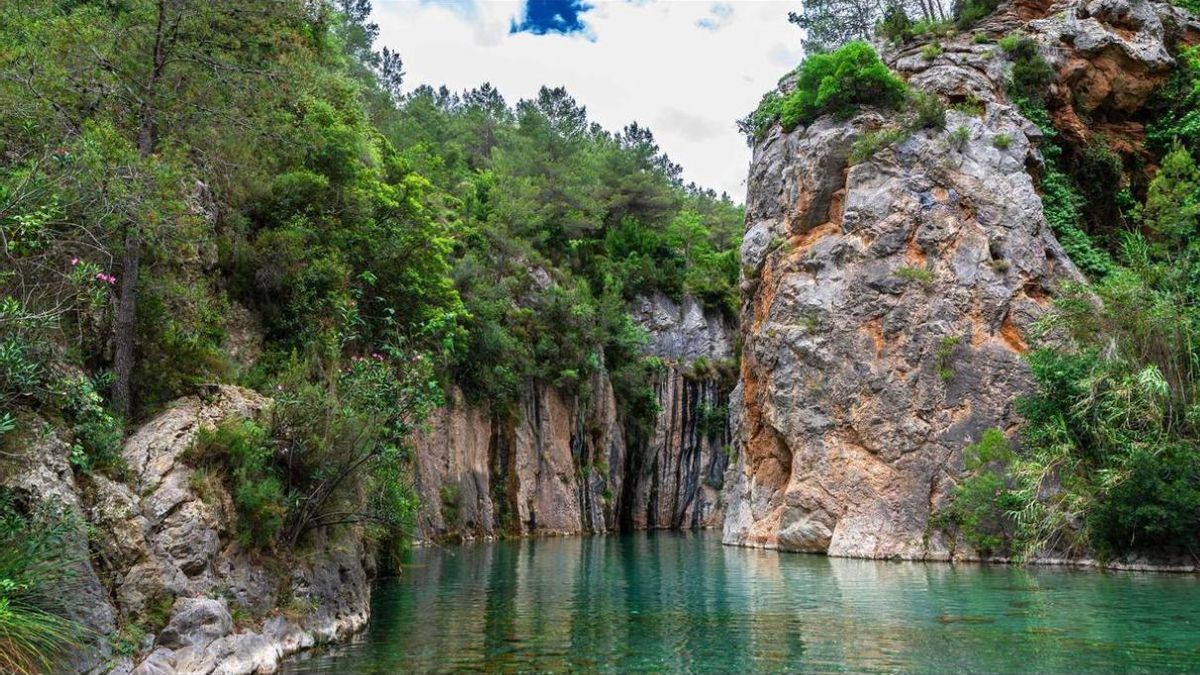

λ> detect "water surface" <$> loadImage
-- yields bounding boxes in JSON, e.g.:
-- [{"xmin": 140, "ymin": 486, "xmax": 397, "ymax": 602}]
[{"xmin": 282, "ymin": 531, "xmax": 1200, "ymax": 673}]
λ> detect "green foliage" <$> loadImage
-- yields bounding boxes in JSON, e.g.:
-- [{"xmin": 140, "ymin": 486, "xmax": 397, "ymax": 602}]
[
  {"xmin": 876, "ymin": 5, "xmax": 914, "ymax": 44},
  {"xmin": 0, "ymin": 492, "xmax": 84, "ymax": 675},
  {"xmin": 953, "ymin": 0, "xmax": 1003, "ymax": 29},
  {"xmin": 992, "ymin": 133, "xmax": 1012, "ymax": 150},
  {"xmin": 189, "ymin": 420, "xmax": 285, "ymax": 549},
  {"xmin": 1004, "ymin": 36, "xmax": 1056, "ymax": 104},
  {"xmin": 1038, "ymin": 159, "xmax": 1116, "ymax": 279},
  {"xmin": 737, "ymin": 91, "xmax": 784, "ymax": 141},
  {"xmin": 946, "ymin": 147, "xmax": 1200, "ymax": 559},
  {"xmin": 270, "ymin": 349, "xmax": 439, "ymax": 547},
  {"xmin": 894, "ymin": 265, "xmax": 936, "ymax": 286},
  {"xmin": 850, "ymin": 128, "xmax": 910, "ymax": 163},
  {"xmin": 910, "ymin": 91, "xmax": 948, "ymax": 130},
  {"xmin": 439, "ymin": 484, "xmax": 461, "ymax": 526},
  {"xmin": 949, "ymin": 125, "xmax": 972, "ymax": 151},
  {"xmin": 1146, "ymin": 47, "xmax": 1200, "ymax": 153},
  {"xmin": 935, "ymin": 335, "xmax": 961, "ymax": 381},
  {"xmin": 942, "ymin": 429, "xmax": 1021, "ymax": 556},
  {"xmin": 57, "ymin": 374, "xmax": 123, "ymax": 474},
  {"xmin": 921, "ymin": 42, "xmax": 944, "ymax": 60},
  {"xmin": 743, "ymin": 42, "xmax": 908, "ymax": 139},
  {"xmin": 695, "ymin": 402, "xmax": 729, "ymax": 440}
]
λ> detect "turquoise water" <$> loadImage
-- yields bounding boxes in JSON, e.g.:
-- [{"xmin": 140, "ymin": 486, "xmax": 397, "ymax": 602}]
[{"xmin": 281, "ymin": 531, "xmax": 1200, "ymax": 673}]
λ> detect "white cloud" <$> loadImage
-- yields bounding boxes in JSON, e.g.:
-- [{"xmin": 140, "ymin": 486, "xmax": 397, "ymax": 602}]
[{"xmin": 371, "ymin": 0, "xmax": 805, "ymax": 202}]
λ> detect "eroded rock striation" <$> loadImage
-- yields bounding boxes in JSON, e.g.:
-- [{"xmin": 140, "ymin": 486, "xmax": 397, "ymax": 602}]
[
  {"xmin": 722, "ymin": 0, "xmax": 1188, "ymax": 560},
  {"xmin": 413, "ymin": 292, "xmax": 734, "ymax": 541}
]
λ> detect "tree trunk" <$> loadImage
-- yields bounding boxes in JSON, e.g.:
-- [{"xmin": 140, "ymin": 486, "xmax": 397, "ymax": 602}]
[{"xmin": 111, "ymin": 229, "xmax": 140, "ymax": 419}]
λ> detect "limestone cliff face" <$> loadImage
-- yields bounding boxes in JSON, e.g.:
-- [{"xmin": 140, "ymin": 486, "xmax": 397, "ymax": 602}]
[
  {"xmin": 722, "ymin": 0, "xmax": 1187, "ymax": 560},
  {"xmin": 1, "ymin": 387, "xmax": 370, "ymax": 675},
  {"xmin": 413, "ymin": 293, "xmax": 734, "ymax": 541}
]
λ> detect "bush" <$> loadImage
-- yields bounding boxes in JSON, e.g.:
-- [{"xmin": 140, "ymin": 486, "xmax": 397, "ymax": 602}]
[
  {"xmin": 188, "ymin": 420, "xmax": 285, "ymax": 549},
  {"xmin": 942, "ymin": 428, "xmax": 1021, "ymax": 557},
  {"xmin": 736, "ymin": 91, "xmax": 783, "ymax": 141},
  {"xmin": 57, "ymin": 374, "xmax": 123, "ymax": 474},
  {"xmin": 850, "ymin": 128, "xmax": 909, "ymax": 164},
  {"xmin": 761, "ymin": 42, "xmax": 908, "ymax": 134},
  {"xmin": 1005, "ymin": 36, "xmax": 1056, "ymax": 104},
  {"xmin": 992, "ymin": 133, "xmax": 1012, "ymax": 149},
  {"xmin": 910, "ymin": 91, "xmax": 947, "ymax": 130},
  {"xmin": 1089, "ymin": 443, "xmax": 1200, "ymax": 554},
  {"xmin": 1039, "ymin": 160, "xmax": 1116, "ymax": 279},
  {"xmin": 921, "ymin": 42, "xmax": 944, "ymax": 60}
]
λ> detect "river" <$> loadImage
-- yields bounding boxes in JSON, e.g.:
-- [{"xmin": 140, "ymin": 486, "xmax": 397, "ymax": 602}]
[{"xmin": 281, "ymin": 531, "xmax": 1200, "ymax": 673}]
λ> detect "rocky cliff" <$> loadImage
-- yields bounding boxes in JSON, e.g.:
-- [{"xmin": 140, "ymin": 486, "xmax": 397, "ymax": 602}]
[
  {"xmin": 2, "ymin": 387, "xmax": 369, "ymax": 674},
  {"xmin": 722, "ymin": 0, "xmax": 1191, "ymax": 560},
  {"xmin": 413, "ymin": 293, "xmax": 735, "ymax": 541}
]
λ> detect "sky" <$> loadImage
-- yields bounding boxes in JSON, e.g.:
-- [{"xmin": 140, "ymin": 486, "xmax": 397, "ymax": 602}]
[{"xmin": 371, "ymin": 0, "xmax": 805, "ymax": 202}]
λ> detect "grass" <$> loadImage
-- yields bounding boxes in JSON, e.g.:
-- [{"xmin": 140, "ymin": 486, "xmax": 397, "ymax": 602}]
[
  {"xmin": 950, "ymin": 125, "xmax": 972, "ymax": 151},
  {"xmin": 993, "ymin": 134, "xmax": 1013, "ymax": 150},
  {"xmin": 895, "ymin": 265, "xmax": 936, "ymax": 286},
  {"xmin": 0, "ymin": 492, "xmax": 85, "ymax": 675},
  {"xmin": 936, "ymin": 335, "xmax": 962, "ymax": 381}
]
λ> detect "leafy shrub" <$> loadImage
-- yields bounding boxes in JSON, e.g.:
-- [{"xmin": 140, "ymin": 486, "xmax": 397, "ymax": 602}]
[
  {"xmin": 736, "ymin": 91, "xmax": 783, "ymax": 141},
  {"xmin": 941, "ymin": 428, "xmax": 1021, "ymax": 556},
  {"xmin": 695, "ymin": 402, "xmax": 729, "ymax": 440},
  {"xmin": 951, "ymin": 96, "xmax": 985, "ymax": 117},
  {"xmin": 1089, "ymin": 443, "xmax": 1200, "ymax": 553},
  {"xmin": 1038, "ymin": 160, "xmax": 1116, "ymax": 279},
  {"xmin": 876, "ymin": 5, "xmax": 913, "ymax": 44},
  {"xmin": 935, "ymin": 335, "xmax": 961, "ymax": 381},
  {"xmin": 992, "ymin": 133, "xmax": 1012, "ymax": 149},
  {"xmin": 1005, "ymin": 36, "xmax": 1056, "ymax": 104},
  {"xmin": 921, "ymin": 42, "xmax": 944, "ymax": 60},
  {"xmin": 744, "ymin": 42, "xmax": 907, "ymax": 137},
  {"xmin": 57, "ymin": 374, "xmax": 123, "ymax": 474},
  {"xmin": 910, "ymin": 91, "xmax": 947, "ymax": 130},
  {"xmin": 850, "ymin": 128, "xmax": 909, "ymax": 164},
  {"xmin": 188, "ymin": 420, "xmax": 285, "ymax": 549}
]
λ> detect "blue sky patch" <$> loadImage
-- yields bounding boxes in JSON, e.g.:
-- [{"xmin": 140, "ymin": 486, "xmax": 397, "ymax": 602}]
[
  {"xmin": 696, "ymin": 3, "xmax": 733, "ymax": 30},
  {"xmin": 510, "ymin": 0, "xmax": 594, "ymax": 36}
]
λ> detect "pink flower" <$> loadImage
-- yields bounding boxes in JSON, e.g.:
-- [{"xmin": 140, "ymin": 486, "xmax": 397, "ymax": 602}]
[{"xmin": 70, "ymin": 257, "xmax": 80, "ymax": 266}]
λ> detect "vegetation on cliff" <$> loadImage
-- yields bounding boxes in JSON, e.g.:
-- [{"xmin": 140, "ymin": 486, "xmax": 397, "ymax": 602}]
[
  {"xmin": 942, "ymin": 35, "xmax": 1200, "ymax": 561},
  {"xmin": 0, "ymin": 0, "xmax": 740, "ymax": 665}
]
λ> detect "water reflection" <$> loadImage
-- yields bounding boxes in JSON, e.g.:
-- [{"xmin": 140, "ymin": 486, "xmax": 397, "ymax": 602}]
[{"xmin": 283, "ymin": 532, "xmax": 1200, "ymax": 674}]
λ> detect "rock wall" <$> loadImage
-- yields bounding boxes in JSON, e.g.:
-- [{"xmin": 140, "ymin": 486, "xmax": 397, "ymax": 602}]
[
  {"xmin": 722, "ymin": 0, "xmax": 1190, "ymax": 560},
  {"xmin": 413, "ymin": 293, "xmax": 734, "ymax": 541},
  {"xmin": 1, "ymin": 387, "xmax": 370, "ymax": 674}
]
